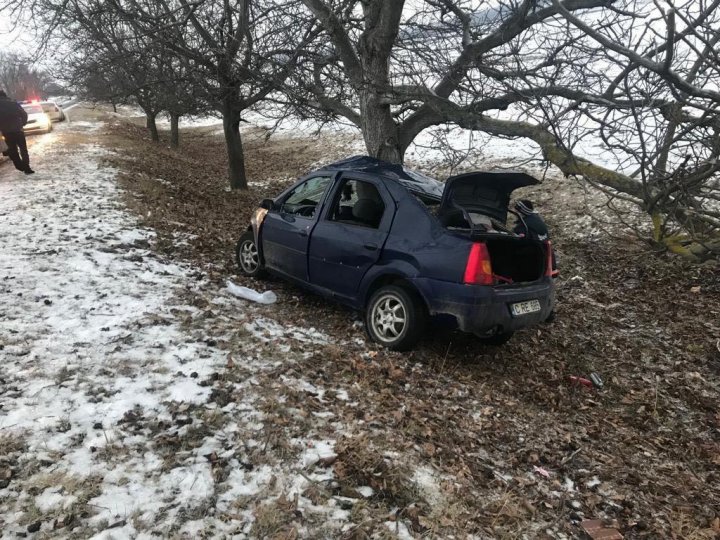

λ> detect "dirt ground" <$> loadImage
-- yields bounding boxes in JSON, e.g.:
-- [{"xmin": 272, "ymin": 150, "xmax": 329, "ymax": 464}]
[{"xmin": 77, "ymin": 106, "xmax": 720, "ymax": 537}]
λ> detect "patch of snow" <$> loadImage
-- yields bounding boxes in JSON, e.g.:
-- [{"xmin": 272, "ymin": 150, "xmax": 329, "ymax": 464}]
[
  {"xmin": 412, "ymin": 466, "xmax": 444, "ymax": 506},
  {"xmin": 356, "ymin": 486, "xmax": 374, "ymax": 498},
  {"xmin": 68, "ymin": 120, "xmax": 105, "ymax": 131},
  {"xmin": 586, "ymin": 476, "xmax": 602, "ymax": 488},
  {"xmin": 244, "ymin": 317, "xmax": 330, "ymax": 345},
  {"xmin": 384, "ymin": 520, "xmax": 415, "ymax": 540},
  {"xmin": 301, "ymin": 440, "xmax": 337, "ymax": 468},
  {"xmin": 157, "ymin": 114, "xmax": 223, "ymax": 128},
  {"xmin": 0, "ymin": 122, "xmax": 354, "ymax": 537},
  {"xmin": 35, "ymin": 489, "xmax": 75, "ymax": 512}
]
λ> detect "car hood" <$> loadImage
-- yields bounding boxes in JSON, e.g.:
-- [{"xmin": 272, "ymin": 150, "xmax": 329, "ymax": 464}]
[{"xmin": 439, "ymin": 171, "xmax": 539, "ymax": 223}]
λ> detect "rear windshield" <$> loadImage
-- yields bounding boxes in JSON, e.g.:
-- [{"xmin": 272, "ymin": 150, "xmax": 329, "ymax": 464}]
[{"xmin": 22, "ymin": 104, "xmax": 43, "ymax": 114}]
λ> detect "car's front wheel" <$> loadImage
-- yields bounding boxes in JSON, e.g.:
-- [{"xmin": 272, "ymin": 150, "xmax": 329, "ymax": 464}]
[
  {"xmin": 236, "ymin": 231, "xmax": 264, "ymax": 278},
  {"xmin": 365, "ymin": 285, "xmax": 427, "ymax": 351}
]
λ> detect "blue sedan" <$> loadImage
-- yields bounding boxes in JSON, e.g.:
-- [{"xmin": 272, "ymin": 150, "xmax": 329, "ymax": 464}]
[{"xmin": 236, "ymin": 156, "xmax": 555, "ymax": 350}]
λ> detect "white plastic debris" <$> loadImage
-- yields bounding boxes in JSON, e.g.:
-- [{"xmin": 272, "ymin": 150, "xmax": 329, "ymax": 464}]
[{"xmin": 226, "ymin": 281, "xmax": 277, "ymax": 304}]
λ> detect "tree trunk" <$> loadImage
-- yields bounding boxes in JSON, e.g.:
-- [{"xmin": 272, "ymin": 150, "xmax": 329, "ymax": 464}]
[
  {"xmin": 357, "ymin": 3, "xmax": 405, "ymax": 164},
  {"xmin": 360, "ymin": 91, "xmax": 403, "ymax": 163},
  {"xmin": 146, "ymin": 113, "xmax": 159, "ymax": 142},
  {"xmin": 112, "ymin": 102, "xmax": 117, "ymax": 113},
  {"xmin": 221, "ymin": 99, "xmax": 248, "ymax": 190},
  {"xmin": 170, "ymin": 113, "xmax": 180, "ymax": 149}
]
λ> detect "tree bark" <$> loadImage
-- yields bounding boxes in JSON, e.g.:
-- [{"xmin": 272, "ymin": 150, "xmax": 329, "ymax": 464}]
[
  {"xmin": 221, "ymin": 98, "xmax": 248, "ymax": 190},
  {"xmin": 146, "ymin": 113, "xmax": 159, "ymax": 142},
  {"xmin": 360, "ymin": 93, "xmax": 403, "ymax": 163},
  {"xmin": 170, "ymin": 113, "xmax": 180, "ymax": 149},
  {"xmin": 357, "ymin": 1, "xmax": 405, "ymax": 164}
]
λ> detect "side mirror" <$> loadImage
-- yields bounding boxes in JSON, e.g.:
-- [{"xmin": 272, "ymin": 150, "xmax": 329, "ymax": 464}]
[{"xmin": 260, "ymin": 198, "xmax": 276, "ymax": 210}]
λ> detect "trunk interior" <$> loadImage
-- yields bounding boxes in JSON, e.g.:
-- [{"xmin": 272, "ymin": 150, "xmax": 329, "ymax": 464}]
[{"xmin": 485, "ymin": 237, "xmax": 545, "ymax": 283}]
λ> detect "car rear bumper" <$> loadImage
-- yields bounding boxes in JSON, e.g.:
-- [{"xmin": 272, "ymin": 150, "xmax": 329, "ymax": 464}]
[{"xmin": 410, "ymin": 277, "xmax": 555, "ymax": 335}]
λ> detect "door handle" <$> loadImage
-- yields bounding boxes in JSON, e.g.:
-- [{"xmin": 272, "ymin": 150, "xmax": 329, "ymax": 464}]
[
  {"xmin": 363, "ymin": 243, "xmax": 378, "ymax": 251},
  {"xmin": 299, "ymin": 229, "xmax": 308, "ymax": 237}
]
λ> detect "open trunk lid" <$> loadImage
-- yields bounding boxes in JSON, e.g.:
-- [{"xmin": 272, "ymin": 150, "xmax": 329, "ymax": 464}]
[{"xmin": 438, "ymin": 171, "xmax": 539, "ymax": 225}]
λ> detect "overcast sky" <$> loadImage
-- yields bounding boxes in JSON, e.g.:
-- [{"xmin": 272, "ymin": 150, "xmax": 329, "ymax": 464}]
[{"xmin": 0, "ymin": 18, "xmax": 34, "ymax": 53}]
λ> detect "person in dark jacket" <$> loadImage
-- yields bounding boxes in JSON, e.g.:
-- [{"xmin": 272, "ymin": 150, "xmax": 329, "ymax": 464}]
[
  {"xmin": 0, "ymin": 90, "xmax": 34, "ymax": 174},
  {"xmin": 513, "ymin": 199, "xmax": 549, "ymax": 240}
]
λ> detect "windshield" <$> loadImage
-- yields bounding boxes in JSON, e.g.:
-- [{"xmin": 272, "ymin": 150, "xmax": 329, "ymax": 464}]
[{"xmin": 22, "ymin": 104, "xmax": 43, "ymax": 114}]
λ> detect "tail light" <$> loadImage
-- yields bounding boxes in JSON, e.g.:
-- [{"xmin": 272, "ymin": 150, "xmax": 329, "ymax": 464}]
[
  {"xmin": 464, "ymin": 243, "xmax": 494, "ymax": 285},
  {"xmin": 544, "ymin": 241, "xmax": 557, "ymax": 277}
]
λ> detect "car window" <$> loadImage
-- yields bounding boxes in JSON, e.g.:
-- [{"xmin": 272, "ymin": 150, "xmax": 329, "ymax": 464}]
[
  {"xmin": 281, "ymin": 176, "xmax": 331, "ymax": 218},
  {"xmin": 329, "ymin": 179, "xmax": 385, "ymax": 229}
]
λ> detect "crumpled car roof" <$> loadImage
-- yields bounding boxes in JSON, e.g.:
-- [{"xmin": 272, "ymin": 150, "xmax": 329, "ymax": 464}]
[{"xmin": 318, "ymin": 155, "xmax": 444, "ymax": 199}]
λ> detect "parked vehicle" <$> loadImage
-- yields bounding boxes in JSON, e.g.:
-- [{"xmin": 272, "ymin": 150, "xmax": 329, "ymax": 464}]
[
  {"xmin": 40, "ymin": 101, "xmax": 66, "ymax": 122},
  {"xmin": 236, "ymin": 156, "xmax": 556, "ymax": 350},
  {"xmin": 21, "ymin": 103, "xmax": 53, "ymax": 135}
]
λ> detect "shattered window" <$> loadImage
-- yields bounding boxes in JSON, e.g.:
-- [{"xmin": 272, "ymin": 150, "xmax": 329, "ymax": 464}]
[
  {"xmin": 281, "ymin": 176, "xmax": 332, "ymax": 218},
  {"xmin": 329, "ymin": 179, "xmax": 385, "ymax": 229}
]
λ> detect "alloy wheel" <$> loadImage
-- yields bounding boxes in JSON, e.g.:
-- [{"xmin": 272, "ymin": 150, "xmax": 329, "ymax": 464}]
[
  {"xmin": 239, "ymin": 240, "xmax": 259, "ymax": 273},
  {"xmin": 371, "ymin": 293, "xmax": 407, "ymax": 343}
]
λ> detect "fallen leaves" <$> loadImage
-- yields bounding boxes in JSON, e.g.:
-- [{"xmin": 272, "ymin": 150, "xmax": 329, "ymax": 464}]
[{"xmin": 102, "ymin": 118, "xmax": 720, "ymax": 538}]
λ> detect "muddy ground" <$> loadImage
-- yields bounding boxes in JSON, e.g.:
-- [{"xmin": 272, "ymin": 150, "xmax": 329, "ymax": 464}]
[{"xmin": 81, "ymin": 105, "xmax": 720, "ymax": 538}]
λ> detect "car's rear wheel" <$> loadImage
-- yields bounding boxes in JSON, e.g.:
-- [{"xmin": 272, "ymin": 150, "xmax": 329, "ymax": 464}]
[
  {"xmin": 478, "ymin": 331, "xmax": 514, "ymax": 346},
  {"xmin": 365, "ymin": 285, "xmax": 427, "ymax": 351},
  {"xmin": 236, "ymin": 231, "xmax": 264, "ymax": 278}
]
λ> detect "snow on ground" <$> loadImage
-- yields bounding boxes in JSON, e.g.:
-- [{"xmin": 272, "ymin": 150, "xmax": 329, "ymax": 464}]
[{"xmin": 0, "ymin": 122, "xmax": 372, "ymax": 538}]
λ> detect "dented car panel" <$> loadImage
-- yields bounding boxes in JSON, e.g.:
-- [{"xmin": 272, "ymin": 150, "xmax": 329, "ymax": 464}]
[{"xmin": 407, "ymin": 277, "xmax": 555, "ymax": 334}]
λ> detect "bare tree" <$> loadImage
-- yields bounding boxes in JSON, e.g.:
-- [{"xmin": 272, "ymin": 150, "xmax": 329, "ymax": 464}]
[
  {"xmin": 0, "ymin": 52, "xmax": 50, "ymax": 100},
  {"xmin": 287, "ymin": 0, "xmax": 719, "ymax": 257},
  {"xmin": 104, "ymin": 0, "xmax": 315, "ymax": 189}
]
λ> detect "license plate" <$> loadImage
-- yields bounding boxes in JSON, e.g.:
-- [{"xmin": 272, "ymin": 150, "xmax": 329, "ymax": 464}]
[{"xmin": 510, "ymin": 299, "xmax": 541, "ymax": 316}]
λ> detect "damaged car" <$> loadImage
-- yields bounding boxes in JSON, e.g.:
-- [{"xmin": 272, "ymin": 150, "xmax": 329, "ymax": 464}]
[{"xmin": 236, "ymin": 156, "xmax": 556, "ymax": 350}]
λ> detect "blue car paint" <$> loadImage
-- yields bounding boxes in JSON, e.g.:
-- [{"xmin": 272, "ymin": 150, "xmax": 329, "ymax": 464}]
[{"xmin": 254, "ymin": 159, "xmax": 555, "ymax": 336}]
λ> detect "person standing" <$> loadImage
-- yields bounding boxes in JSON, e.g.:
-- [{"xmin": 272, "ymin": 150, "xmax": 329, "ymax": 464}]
[{"xmin": 0, "ymin": 90, "xmax": 34, "ymax": 174}]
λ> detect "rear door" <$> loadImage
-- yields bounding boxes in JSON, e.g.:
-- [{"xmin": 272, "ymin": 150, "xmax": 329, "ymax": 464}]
[
  {"xmin": 308, "ymin": 175, "xmax": 392, "ymax": 299},
  {"xmin": 261, "ymin": 175, "xmax": 333, "ymax": 281}
]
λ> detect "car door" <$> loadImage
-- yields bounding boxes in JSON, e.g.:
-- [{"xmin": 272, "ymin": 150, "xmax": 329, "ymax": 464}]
[
  {"xmin": 308, "ymin": 176, "xmax": 392, "ymax": 299},
  {"xmin": 261, "ymin": 175, "xmax": 333, "ymax": 281}
]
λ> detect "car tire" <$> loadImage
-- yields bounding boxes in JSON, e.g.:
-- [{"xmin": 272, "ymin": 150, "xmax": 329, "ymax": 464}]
[
  {"xmin": 236, "ymin": 230, "xmax": 265, "ymax": 278},
  {"xmin": 365, "ymin": 285, "xmax": 427, "ymax": 351},
  {"xmin": 478, "ymin": 331, "xmax": 514, "ymax": 346}
]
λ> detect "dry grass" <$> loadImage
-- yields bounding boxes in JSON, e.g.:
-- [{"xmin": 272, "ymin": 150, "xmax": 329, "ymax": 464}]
[
  {"xmin": 250, "ymin": 493, "xmax": 299, "ymax": 539},
  {"xmin": 333, "ymin": 434, "xmax": 422, "ymax": 510}
]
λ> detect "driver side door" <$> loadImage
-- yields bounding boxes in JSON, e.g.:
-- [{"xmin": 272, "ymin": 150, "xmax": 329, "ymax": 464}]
[{"xmin": 261, "ymin": 175, "xmax": 333, "ymax": 282}]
